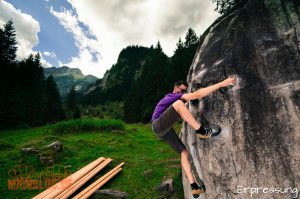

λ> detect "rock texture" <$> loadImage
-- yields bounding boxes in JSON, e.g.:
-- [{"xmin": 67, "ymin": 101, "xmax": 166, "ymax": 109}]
[
  {"xmin": 21, "ymin": 147, "xmax": 39, "ymax": 154},
  {"xmin": 21, "ymin": 141, "xmax": 64, "ymax": 166},
  {"xmin": 157, "ymin": 178, "xmax": 174, "ymax": 198},
  {"xmin": 181, "ymin": 0, "xmax": 300, "ymax": 198},
  {"xmin": 92, "ymin": 189, "xmax": 128, "ymax": 198},
  {"xmin": 47, "ymin": 141, "xmax": 63, "ymax": 152}
]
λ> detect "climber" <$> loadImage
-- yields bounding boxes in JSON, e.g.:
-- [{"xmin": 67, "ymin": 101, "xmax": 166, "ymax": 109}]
[{"xmin": 151, "ymin": 76, "xmax": 236, "ymax": 198}]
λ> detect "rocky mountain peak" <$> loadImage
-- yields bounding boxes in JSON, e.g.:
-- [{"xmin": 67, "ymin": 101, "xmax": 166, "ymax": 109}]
[{"xmin": 43, "ymin": 66, "xmax": 98, "ymax": 98}]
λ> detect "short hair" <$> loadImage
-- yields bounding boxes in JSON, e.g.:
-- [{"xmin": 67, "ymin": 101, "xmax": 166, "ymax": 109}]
[{"xmin": 174, "ymin": 80, "xmax": 188, "ymax": 87}]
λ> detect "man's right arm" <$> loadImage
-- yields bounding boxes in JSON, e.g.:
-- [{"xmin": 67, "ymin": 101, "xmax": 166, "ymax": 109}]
[{"xmin": 181, "ymin": 77, "xmax": 236, "ymax": 101}]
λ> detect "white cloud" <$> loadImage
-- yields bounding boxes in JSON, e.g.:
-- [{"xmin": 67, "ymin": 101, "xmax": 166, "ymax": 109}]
[
  {"xmin": 49, "ymin": 6, "xmax": 103, "ymax": 77},
  {"xmin": 64, "ymin": 0, "xmax": 220, "ymax": 78},
  {"xmin": 43, "ymin": 51, "xmax": 56, "ymax": 58},
  {"xmin": 40, "ymin": 53, "xmax": 53, "ymax": 68},
  {"xmin": 0, "ymin": 0, "xmax": 40, "ymax": 60},
  {"xmin": 0, "ymin": 1, "xmax": 52, "ymax": 68},
  {"xmin": 46, "ymin": 0, "xmax": 219, "ymax": 78}
]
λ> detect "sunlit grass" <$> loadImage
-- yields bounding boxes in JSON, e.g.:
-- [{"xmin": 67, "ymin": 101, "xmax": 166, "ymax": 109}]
[{"xmin": 0, "ymin": 119, "xmax": 184, "ymax": 198}]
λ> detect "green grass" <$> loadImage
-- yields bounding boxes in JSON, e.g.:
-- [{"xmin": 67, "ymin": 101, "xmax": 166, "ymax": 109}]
[
  {"xmin": 46, "ymin": 118, "xmax": 125, "ymax": 135},
  {"xmin": 0, "ymin": 119, "xmax": 184, "ymax": 198}
]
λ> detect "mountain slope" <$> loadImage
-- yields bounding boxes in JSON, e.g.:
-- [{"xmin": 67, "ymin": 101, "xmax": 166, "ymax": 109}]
[
  {"xmin": 44, "ymin": 66, "xmax": 98, "ymax": 98},
  {"xmin": 81, "ymin": 46, "xmax": 153, "ymax": 104},
  {"xmin": 80, "ymin": 38, "xmax": 199, "ymax": 122}
]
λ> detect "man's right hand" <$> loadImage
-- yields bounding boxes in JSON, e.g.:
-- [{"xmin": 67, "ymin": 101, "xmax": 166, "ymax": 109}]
[
  {"xmin": 182, "ymin": 76, "xmax": 237, "ymax": 101},
  {"xmin": 219, "ymin": 76, "xmax": 236, "ymax": 87}
]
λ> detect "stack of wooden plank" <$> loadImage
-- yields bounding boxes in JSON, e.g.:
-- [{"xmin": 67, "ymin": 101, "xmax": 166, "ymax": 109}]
[{"xmin": 32, "ymin": 157, "xmax": 125, "ymax": 199}]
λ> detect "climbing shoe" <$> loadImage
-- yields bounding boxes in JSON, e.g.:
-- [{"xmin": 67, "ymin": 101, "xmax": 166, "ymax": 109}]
[
  {"xmin": 191, "ymin": 184, "xmax": 206, "ymax": 198},
  {"xmin": 195, "ymin": 124, "xmax": 221, "ymax": 139}
]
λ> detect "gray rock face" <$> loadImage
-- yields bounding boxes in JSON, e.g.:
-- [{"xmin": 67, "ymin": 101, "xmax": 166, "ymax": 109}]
[
  {"xmin": 47, "ymin": 141, "xmax": 63, "ymax": 152},
  {"xmin": 181, "ymin": 1, "xmax": 300, "ymax": 198}
]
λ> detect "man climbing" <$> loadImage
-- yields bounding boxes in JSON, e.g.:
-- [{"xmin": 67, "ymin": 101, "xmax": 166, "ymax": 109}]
[{"xmin": 151, "ymin": 76, "xmax": 236, "ymax": 198}]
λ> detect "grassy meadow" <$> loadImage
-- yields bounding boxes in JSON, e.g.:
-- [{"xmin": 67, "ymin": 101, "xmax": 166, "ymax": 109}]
[{"xmin": 0, "ymin": 118, "xmax": 184, "ymax": 198}]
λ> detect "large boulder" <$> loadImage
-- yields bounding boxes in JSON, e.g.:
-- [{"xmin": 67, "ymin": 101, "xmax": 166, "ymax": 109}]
[{"xmin": 181, "ymin": 0, "xmax": 300, "ymax": 198}]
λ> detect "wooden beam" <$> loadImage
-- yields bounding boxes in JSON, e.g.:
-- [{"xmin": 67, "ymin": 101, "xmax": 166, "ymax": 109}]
[
  {"xmin": 72, "ymin": 162, "xmax": 125, "ymax": 199},
  {"xmin": 80, "ymin": 168, "xmax": 122, "ymax": 199},
  {"xmin": 55, "ymin": 158, "xmax": 112, "ymax": 199},
  {"xmin": 32, "ymin": 157, "xmax": 105, "ymax": 199}
]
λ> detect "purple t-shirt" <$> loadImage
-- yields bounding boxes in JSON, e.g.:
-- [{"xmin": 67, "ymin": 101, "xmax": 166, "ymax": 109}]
[{"xmin": 151, "ymin": 93, "xmax": 183, "ymax": 121}]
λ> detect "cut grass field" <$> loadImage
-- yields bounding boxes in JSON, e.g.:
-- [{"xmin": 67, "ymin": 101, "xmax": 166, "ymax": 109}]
[{"xmin": 0, "ymin": 119, "xmax": 184, "ymax": 198}]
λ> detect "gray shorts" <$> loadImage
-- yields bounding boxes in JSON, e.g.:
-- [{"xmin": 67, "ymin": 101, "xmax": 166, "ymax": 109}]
[{"xmin": 152, "ymin": 105, "xmax": 186, "ymax": 155}]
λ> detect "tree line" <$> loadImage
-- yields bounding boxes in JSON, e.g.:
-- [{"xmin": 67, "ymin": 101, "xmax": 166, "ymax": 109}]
[{"xmin": 0, "ymin": 20, "xmax": 78, "ymax": 129}]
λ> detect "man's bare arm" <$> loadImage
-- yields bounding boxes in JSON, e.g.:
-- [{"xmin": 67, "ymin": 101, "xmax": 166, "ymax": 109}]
[{"xmin": 181, "ymin": 77, "xmax": 236, "ymax": 101}]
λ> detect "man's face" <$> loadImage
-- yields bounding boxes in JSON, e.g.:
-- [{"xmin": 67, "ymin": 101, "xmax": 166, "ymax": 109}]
[{"xmin": 174, "ymin": 84, "xmax": 187, "ymax": 94}]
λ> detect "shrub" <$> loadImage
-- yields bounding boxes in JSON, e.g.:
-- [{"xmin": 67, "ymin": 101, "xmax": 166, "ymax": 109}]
[{"xmin": 47, "ymin": 118, "xmax": 125, "ymax": 135}]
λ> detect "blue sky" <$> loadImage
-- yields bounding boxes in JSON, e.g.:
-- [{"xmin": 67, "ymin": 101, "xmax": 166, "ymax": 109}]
[
  {"xmin": 6, "ymin": 0, "xmax": 78, "ymax": 66},
  {"xmin": 0, "ymin": 0, "xmax": 219, "ymax": 78}
]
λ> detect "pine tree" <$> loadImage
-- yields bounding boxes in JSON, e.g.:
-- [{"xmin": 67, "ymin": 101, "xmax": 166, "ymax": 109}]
[
  {"xmin": 34, "ymin": 53, "xmax": 41, "ymax": 63},
  {"xmin": 0, "ymin": 20, "xmax": 22, "ymax": 129},
  {"xmin": 124, "ymin": 45, "xmax": 169, "ymax": 122},
  {"xmin": 66, "ymin": 86, "xmax": 77, "ymax": 110},
  {"xmin": 0, "ymin": 20, "xmax": 17, "ymax": 64},
  {"xmin": 212, "ymin": 0, "xmax": 242, "ymax": 15},
  {"xmin": 174, "ymin": 38, "xmax": 184, "ymax": 54},
  {"xmin": 155, "ymin": 41, "xmax": 163, "ymax": 52},
  {"xmin": 66, "ymin": 86, "xmax": 80, "ymax": 119},
  {"xmin": 166, "ymin": 28, "xmax": 200, "ymax": 87},
  {"xmin": 45, "ymin": 75, "xmax": 65, "ymax": 122},
  {"xmin": 18, "ymin": 53, "xmax": 47, "ymax": 126},
  {"xmin": 73, "ymin": 106, "xmax": 81, "ymax": 119},
  {"xmin": 184, "ymin": 28, "xmax": 198, "ymax": 48},
  {"xmin": 168, "ymin": 37, "xmax": 187, "ymax": 84},
  {"xmin": 34, "ymin": 53, "xmax": 45, "ymax": 82}
]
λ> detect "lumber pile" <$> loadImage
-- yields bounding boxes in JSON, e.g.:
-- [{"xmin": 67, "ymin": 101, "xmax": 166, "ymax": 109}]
[{"xmin": 32, "ymin": 157, "xmax": 125, "ymax": 199}]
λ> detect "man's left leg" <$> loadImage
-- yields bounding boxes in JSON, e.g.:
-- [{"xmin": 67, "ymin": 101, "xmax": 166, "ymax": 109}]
[
  {"xmin": 181, "ymin": 150, "xmax": 206, "ymax": 198},
  {"xmin": 159, "ymin": 128, "xmax": 205, "ymax": 198},
  {"xmin": 159, "ymin": 128, "xmax": 195, "ymax": 183},
  {"xmin": 181, "ymin": 150, "xmax": 195, "ymax": 184}
]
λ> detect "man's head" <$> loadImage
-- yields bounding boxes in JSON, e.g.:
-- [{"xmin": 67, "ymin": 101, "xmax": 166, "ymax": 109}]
[{"xmin": 173, "ymin": 80, "xmax": 188, "ymax": 94}]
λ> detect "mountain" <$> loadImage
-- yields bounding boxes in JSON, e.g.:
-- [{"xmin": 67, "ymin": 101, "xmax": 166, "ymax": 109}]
[
  {"xmin": 80, "ymin": 34, "xmax": 199, "ymax": 122},
  {"xmin": 80, "ymin": 45, "xmax": 154, "ymax": 105},
  {"xmin": 43, "ymin": 66, "xmax": 98, "ymax": 98}
]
